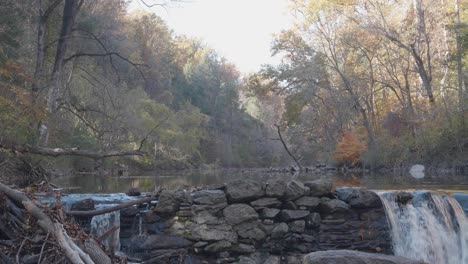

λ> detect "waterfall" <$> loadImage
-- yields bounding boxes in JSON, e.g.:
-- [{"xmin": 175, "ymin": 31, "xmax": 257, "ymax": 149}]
[
  {"xmin": 379, "ymin": 191, "xmax": 468, "ymax": 264},
  {"xmin": 90, "ymin": 204, "xmax": 121, "ymax": 253}
]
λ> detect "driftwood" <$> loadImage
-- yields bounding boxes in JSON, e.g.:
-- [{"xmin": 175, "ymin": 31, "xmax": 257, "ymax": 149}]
[
  {"xmin": 0, "ymin": 182, "xmax": 113, "ymax": 264},
  {"xmin": 66, "ymin": 196, "xmax": 155, "ymax": 217}
]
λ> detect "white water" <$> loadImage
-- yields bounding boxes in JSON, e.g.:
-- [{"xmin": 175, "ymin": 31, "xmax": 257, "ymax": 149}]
[
  {"xmin": 379, "ymin": 191, "xmax": 468, "ymax": 264},
  {"xmin": 90, "ymin": 204, "xmax": 121, "ymax": 253}
]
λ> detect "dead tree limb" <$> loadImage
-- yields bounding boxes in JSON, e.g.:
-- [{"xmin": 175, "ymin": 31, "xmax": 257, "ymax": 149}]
[
  {"xmin": 274, "ymin": 124, "xmax": 302, "ymax": 172},
  {"xmin": 0, "ymin": 182, "xmax": 94, "ymax": 264},
  {"xmin": 65, "ymin": 196, "xmax": 155, "ymax": 217},
  {"xmin": 0, "ymin": 143, "xmax": 145, "ymax": 159}
]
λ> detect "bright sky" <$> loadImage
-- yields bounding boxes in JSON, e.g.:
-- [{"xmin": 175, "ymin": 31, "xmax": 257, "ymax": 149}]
[{"xmin": 130, "ymin": 0, "xmax": 293, "ymax": 74}]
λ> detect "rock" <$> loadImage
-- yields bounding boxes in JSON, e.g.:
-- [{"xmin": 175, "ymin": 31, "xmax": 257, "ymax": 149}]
[
  {"xmin": 192, "ymin": 202, "xmax": 228, "ymax": 214},
  {"xmin": 306, "ymin": 213, "xmax": 321, "ymax": 228},
  {"xmin": 250, "ymin": 197, "xmax": 282, "ymax": 208},
  {"xmin": 284, "ymin": 201, "xmax": 298, "ymax": 210},
  {"xmin": 271, "ymin": 222, "xmax": 289, "ymax": 238},
  {"xmin": 261, "ymin": 208, "xmax": 280, "ymax": 219},
  {"xmin": 131, "ymin": 235, "xmax": 192, "ymax": 250},
  {"xmin": 319, "ymin": 198, "xmax": 350, "ymax": 215},
  {"xmin": 279, "ymin": 209, "xmax": 310, "ymax": 221},
  {"xmin": 231, "ymin": 243, "xmax": 255, "ymax": 254},
  {"xmin": 226, "ymin": 180, "xmax": 263, "ymax": 202},
  {"xmin": 303, "ymin": 250, "xmax": 426, "ymax": 264},
  {"xmin": 336, "ymin": 187, "xmax": 382, "ymax": 208},
  {"xmin": 190, "ymin": 223, "xmax": 238, "ymax": 243},
  {"xmin": 265, "ymin": 179, "xmax": 287, "ymax": 197},
  {"xmin": 238, "ymin": 226, "xmax": 266, "ymax": 241},
  {"xmin": 193, "ymin": 241, "xmax": 208, "ymax": 248},
  {"xmin": 304, "ymin": 179, "xmax": 333, "ymax": 197},
  {"xmin": 194, "ymin": 210, "xmax": 219, "ymax": 225},
  {"xmin": 395, "ymin": 192, "xmax": 413, "ymax": 205},
  {"xmin": 223, "ymin": 204, "xmax": 259, "ymax": 225},
  {"xmin": 289, "ymin": 220, "xmax": 305, "ymax": 233},
  {"xmin": 295, "ymin": 196, "xmax": 320, "ymax": 210},
  {"xmin": 285, "ymin": 180, "xmax": 309, "ymax": 201},
  {"xmin": 192, "ymin": 190, "xmax": 227, "ymax": 205},
  {"xmin": 204, "ymin": 240, "xmax": 232, "ymax": 253},
  {"xmin": 155, "ymin": 190, "xmax": 180, "ymax": 215},
  {"xmin": 70, "ymin": 199, "xmax": 95, "ymax": 211},
  {"xmin": 127, "ymin": 187, "xmax": 141, "ymax": 196}
]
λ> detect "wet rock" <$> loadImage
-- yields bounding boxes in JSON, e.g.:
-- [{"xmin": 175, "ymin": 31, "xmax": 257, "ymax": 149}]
[
  {"xmin": 127, "ymin": 187, "xmax": 141, "ymax": 197},
  {"xmin": 336, "ymin": 187, "xmax": 382, "ymax": 208},
  {"xmin": 223, "ymin": 204, "xmax": 258, "ymax": 225},
  {"xmin": 319, "ymin": 198, "xmax": 350, "ymax": 215},
  {"xmin": 271, "ymin": 222, "xmax": 289, "ymax": 238},
  {"xmin": 304, "ymin": 179, "xmax": 333, "ymax": 197},
  {"xmin": 190, "ymin": 223, "xmax": 238, "ymax": 243},
  {"xmin": 265, "ymin": 179, "xmax": 287, "ymax": 198},
  {"xmin": 250, "ymin": 197, "xmax": 282, "ymax": 208},
  {"xmin": 192, "ymin": 190, "xmax": 227, "ymax": 205},
  {"xmin": 396, "ymin": 192, "xmax": 414, "ymax": 205},
  {"xmin": 155, "ymin": 190, "xmax": 180, "ymax": 215},
  {"xmin": 226, "ymin": 180, "xmax": 263, "ymax": 202},
  {"xmin": 261, "ymin": 208, "xmax": 280, "ymax": 219},
  {"xmin": 204, "ymin": 240, "xmax": 232, "ymax": 253},
  {"xmin": 303, "ymin": 250, "xmax": 427, "ymax": 264},
  {"xmin": 131, "ymin": 235, "xmax": 192, "ymax": 250},
  {"xmin": 289, "ymin": 220, "xmax": 305, "ymax": 233},
  {"xmin": 285, "ymin": 180, "xmax": 309, "ymax": 201},
  {"xmin": 295, "ymin": 196, "xmax": 320, "ymax": 210},
  {"xmin": 279, "ymin": 209, "xmax": 310, "ymax": 221},
  {"xmin": 70, "ymin": 199, "xmax": 95, "ymax": 211}
]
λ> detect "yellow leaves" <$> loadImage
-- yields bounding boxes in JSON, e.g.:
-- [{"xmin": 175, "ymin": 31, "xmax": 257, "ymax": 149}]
[{"xmin": 334, "ymin": 131, "xmax": 367, "ymax": 165}]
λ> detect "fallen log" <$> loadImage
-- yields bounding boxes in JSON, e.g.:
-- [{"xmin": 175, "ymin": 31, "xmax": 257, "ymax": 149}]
[
  {"xmin": 0, "ymin": 143, "xmax": 145, "ymax": 159},
  {"xmin": 66, "ymin": 196, "xmax": 155, "ymax": 217}
]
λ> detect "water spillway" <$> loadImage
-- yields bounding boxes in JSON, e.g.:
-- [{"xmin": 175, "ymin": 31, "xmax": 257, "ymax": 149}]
[{"xmin": 379, "ymin": 191, "xmax": 468, "ymax": 264}]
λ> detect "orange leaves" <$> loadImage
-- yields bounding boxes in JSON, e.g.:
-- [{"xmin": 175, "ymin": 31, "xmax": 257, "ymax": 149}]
[{"xmin": 334, "ymin": 131, "xmax": 367, "ymax": 166}]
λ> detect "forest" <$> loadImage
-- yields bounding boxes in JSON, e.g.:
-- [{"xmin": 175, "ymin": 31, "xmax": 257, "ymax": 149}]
[{"xmin": 0, "ymin": 0, "xmax": 467, "ymax": 173}]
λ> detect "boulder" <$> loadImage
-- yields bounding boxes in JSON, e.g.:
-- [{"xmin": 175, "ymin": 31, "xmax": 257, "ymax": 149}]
[
  {"xmin": 226, "ymin": 180, "xmax": 263, "ymax": 202},
  {"xmin": 193, "ymin": 210, "xmax": 219, "ymax": 225},
  {"xmin": 192, "ymin": 202, "xmax": 228, "ymax": 214},
  {"xmin": 265, "ymin": 179, "xmax": 287, "ymax": 198},
  {"xmin": 271, "ymin": 222, "xmax": 289, "ymax": 238},
  {"xmin": 155, "ymin": 190, "xmax": 180, "ymax": 215},
  {"xmin": 192, "ymin": 190, "xmax": 227, "ymax": 205},
  {"xmin": 279, "ymin": 209, "xmax": 310, "ymax": 221},
  {"xmin": 336, "ymin": 187, "xmax": 382, "ymax": 208},
  {"xmin": 223, "ymin": 204, "xmax": 259, "ymax": 225},
  {"xmin": 204, "ymin": 240, "xmax": 232, "ymax": 253},
  {"xmin": 295, "ymin": 196, "xmax": 320, "ymax": 210},
  {"xmin": 190, "ymin": 223, "xmax": 238, "ymax": 243},
  {"xmin": 131, "ymin": 235, "xmax": 192, "ymax": 250},
  {"xmin": 319, "ymin": 198, "xmax": 350, "ymax": 216},
  {"xmin": 251, "ymin": 197, "xmax": 282, "ymax": 208},
  {"xmin": 285, "ymin": 180, "xmax": 309, "ymax": 201},
  {"xmin": 261, "ymin": 208, "xmax": 281, "ymax": 219},
  {"xmin": 303, "ymin": 250, "xmax": 427, "ymax": 264},
  {"xmin": 304, "ymin": 179, "xmax": 333, "ymax": 197}
]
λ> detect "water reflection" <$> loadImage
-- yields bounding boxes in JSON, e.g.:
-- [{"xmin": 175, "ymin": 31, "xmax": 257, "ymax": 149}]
[{"xmin": 52, "ymin": 169, "xmax": 468, "ymax": 194}]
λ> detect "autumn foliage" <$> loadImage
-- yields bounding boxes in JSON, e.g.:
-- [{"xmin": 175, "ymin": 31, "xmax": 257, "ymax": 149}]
[{"xmin": 334, "ymin": 131, "xmax": 367, "ymax": 166}]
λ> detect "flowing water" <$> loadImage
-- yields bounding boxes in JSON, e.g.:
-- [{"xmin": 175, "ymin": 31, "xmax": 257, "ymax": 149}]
[{"xmin": 379, "ymin": 191, "xmax": 468, "ymax": 264}]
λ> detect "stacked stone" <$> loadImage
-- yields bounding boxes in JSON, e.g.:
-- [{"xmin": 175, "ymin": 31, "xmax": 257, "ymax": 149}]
[{"xmin": 124, "ymin": 179, "xmax": 392, "ymax": 263}]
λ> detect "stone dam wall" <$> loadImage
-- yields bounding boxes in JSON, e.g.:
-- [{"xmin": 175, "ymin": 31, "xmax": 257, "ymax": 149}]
[{"xmin": 115, "ymin": 178, "xmax": 393, "ymax": 263}]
